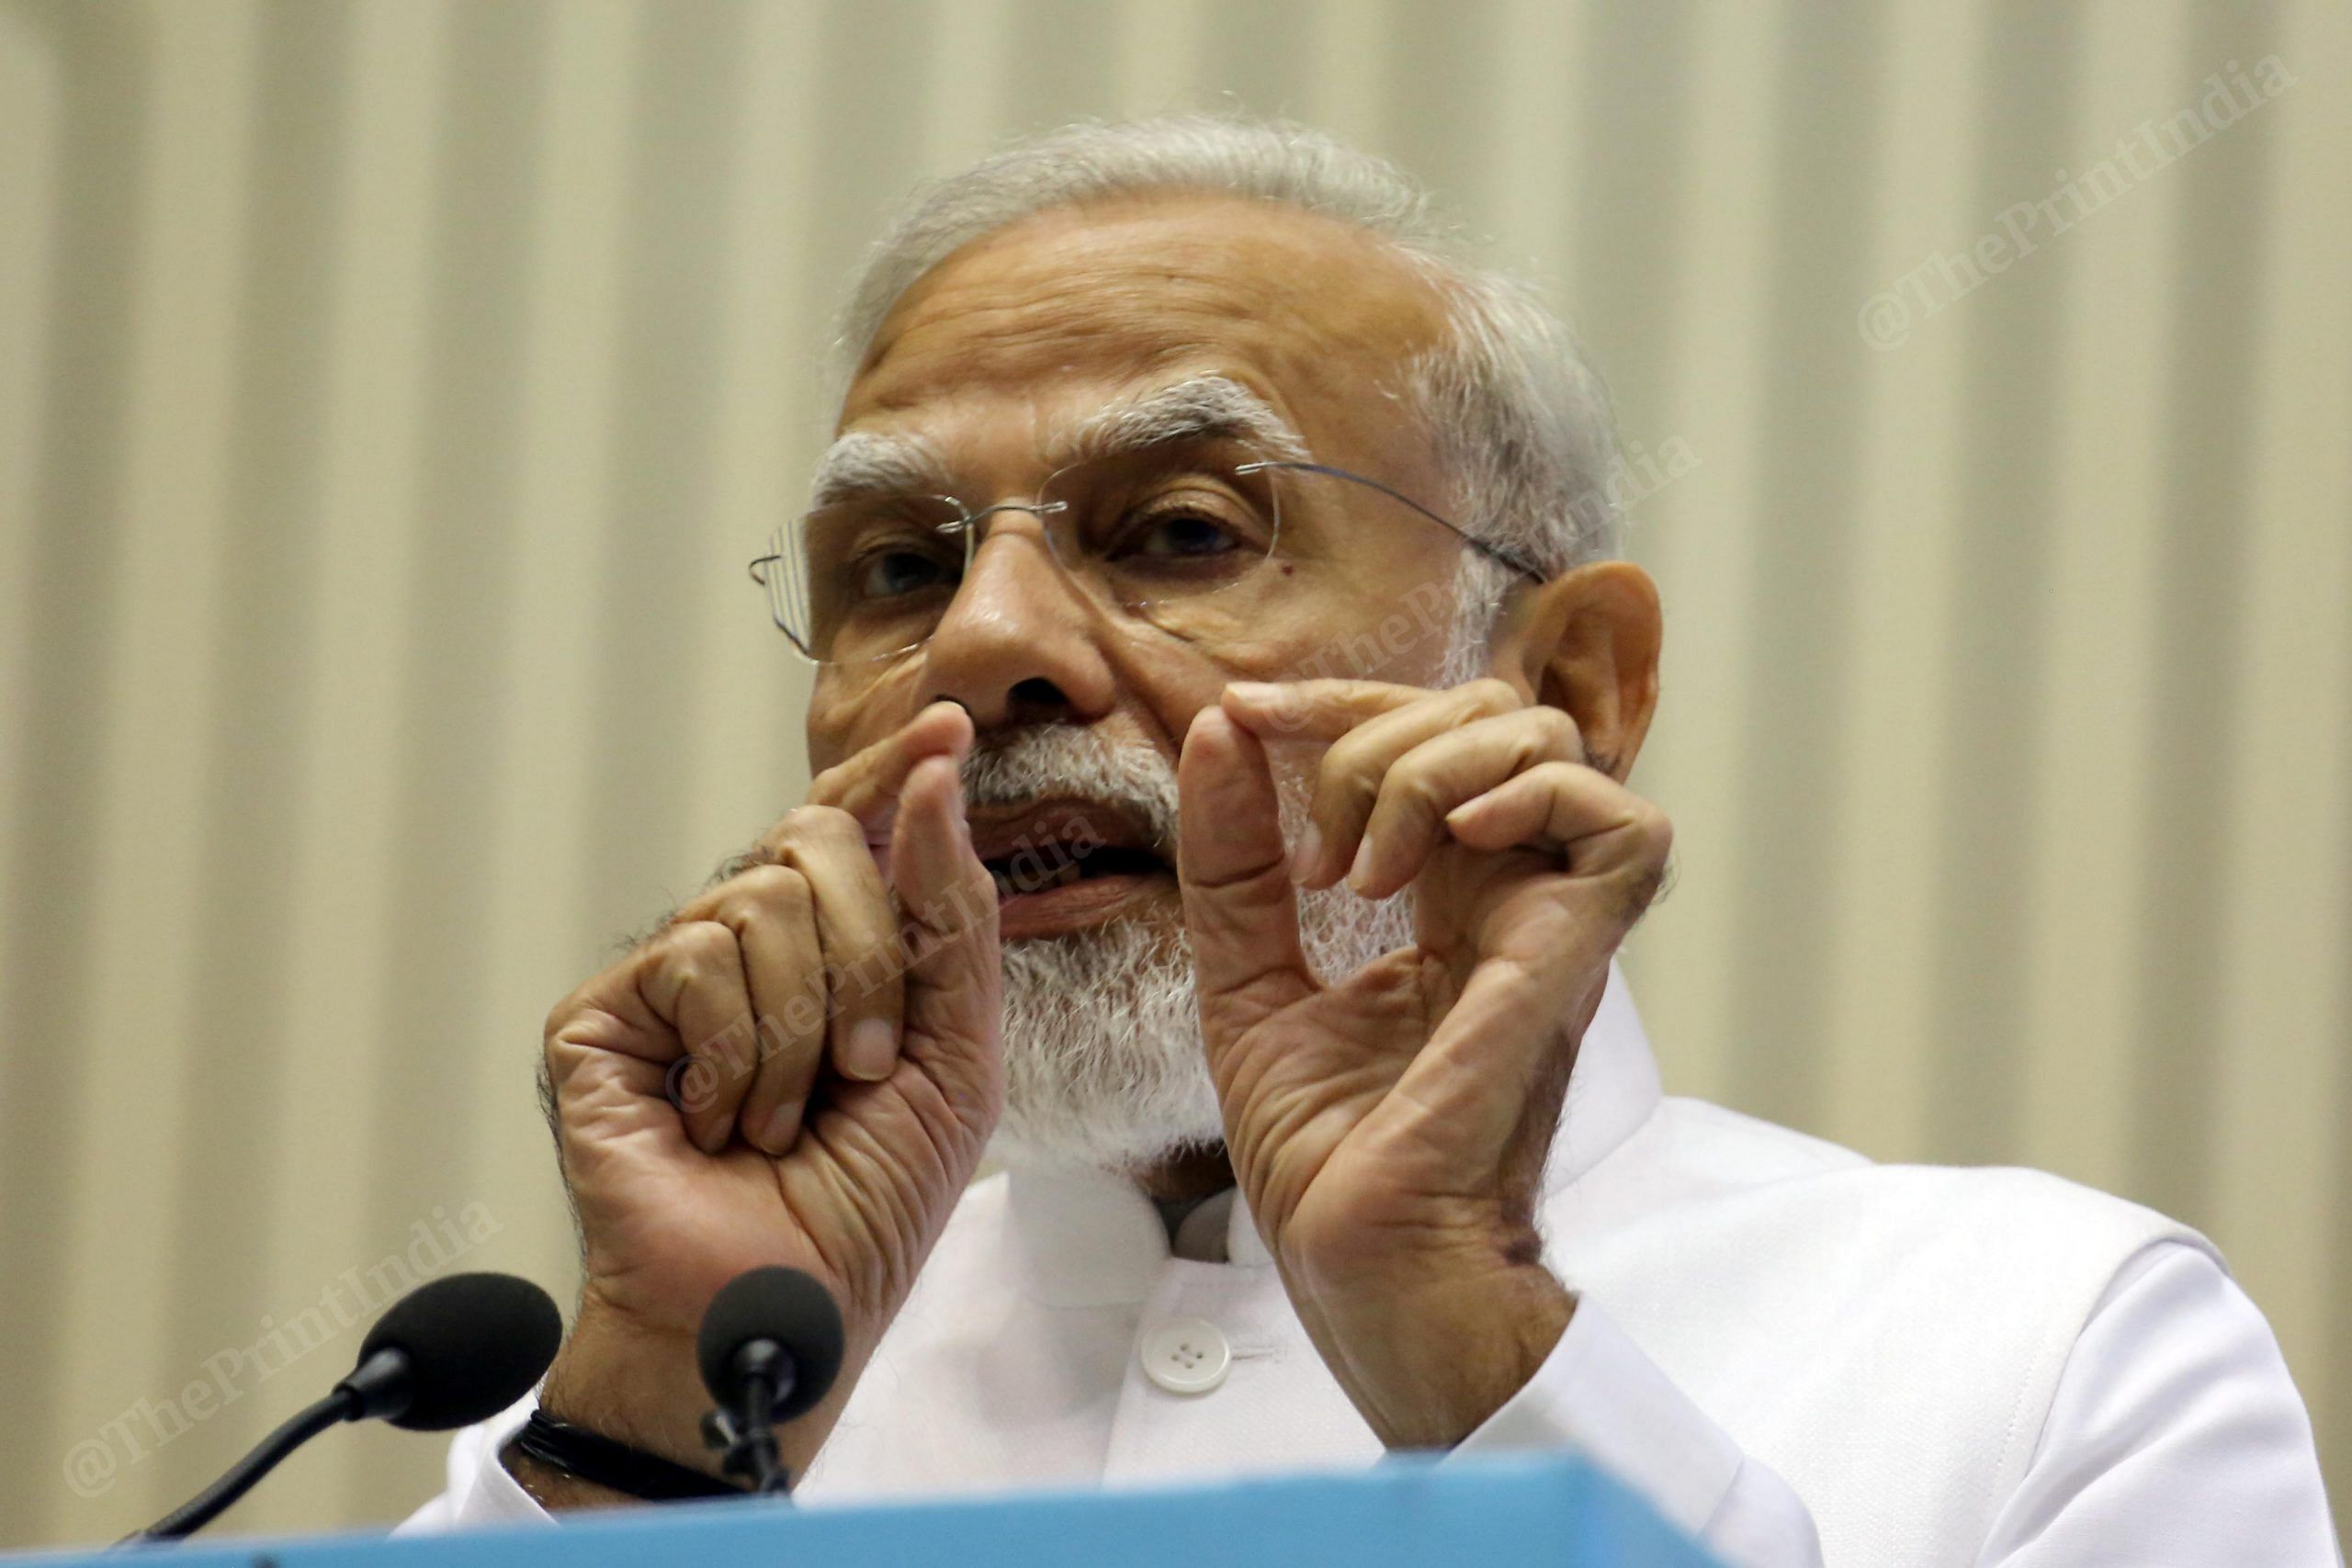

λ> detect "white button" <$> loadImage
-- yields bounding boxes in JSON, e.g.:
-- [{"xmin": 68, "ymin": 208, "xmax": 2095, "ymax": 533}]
[{"xmin": 1140, "ymin": 1317, "xmax": 1231, "ymax": 1394}]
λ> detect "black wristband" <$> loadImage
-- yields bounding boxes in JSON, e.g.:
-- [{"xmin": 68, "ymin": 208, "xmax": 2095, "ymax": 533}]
[{"xmin": 510, "ymin": 1410, "xmax": 743, "ymax": 1503}]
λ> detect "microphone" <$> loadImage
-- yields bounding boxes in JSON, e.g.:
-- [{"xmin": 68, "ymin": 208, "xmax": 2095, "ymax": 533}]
[
  {"xmin": 137, "ymin": 1271, "xmax": 560, "ymax": 1540},
  {"xmin": 695, "ymin": 1267, "xmax": 844, "ymax": 1495}
]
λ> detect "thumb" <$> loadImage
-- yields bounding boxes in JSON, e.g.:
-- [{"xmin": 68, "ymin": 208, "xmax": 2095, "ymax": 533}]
[
  {"xmin": 1177, "ymin": 707, "xmax": 1317, "ymax": 1043},
  {"xmin": 888, "ymin": 754, "xmax": 1002, "ymax": 1122}
]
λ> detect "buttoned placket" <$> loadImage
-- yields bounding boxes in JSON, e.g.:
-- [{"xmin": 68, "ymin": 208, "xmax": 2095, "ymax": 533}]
[
  {"xmin": 1100, "ymin": 1191, "xmax": 1387, "ymax": 1483},
  {"xmin": 1005, "ymin": 964, "xmax": 1663, "ymax": 1487}
]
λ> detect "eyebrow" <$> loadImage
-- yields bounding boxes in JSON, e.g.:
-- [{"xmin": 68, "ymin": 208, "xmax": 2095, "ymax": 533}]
[
  {"xmin": 808, "ymin": 430, "xmax": 955, "ymax": 509},
  {"xmin": 805, "ymin": 374, "xmax": 1310, "ymax": 509},
  {"xmin": 1049, "ymin": 374, "xmax": 1310, "ymax": 467}
]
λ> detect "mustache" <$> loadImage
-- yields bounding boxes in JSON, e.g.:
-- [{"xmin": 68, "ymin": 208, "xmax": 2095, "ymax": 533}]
[{"xmin": 959, "ymin": 726, "xmax": 1182, "ymax": 857}]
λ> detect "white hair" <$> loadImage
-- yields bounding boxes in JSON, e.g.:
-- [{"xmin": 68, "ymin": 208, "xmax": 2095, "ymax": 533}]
[
  {"xmin": 834, "ymin": 114, "xmax": 1625, "ymax": 652},
  {"xmin": 962, "ymin": 724, "xmax": 1416, "ymax": 1174}
]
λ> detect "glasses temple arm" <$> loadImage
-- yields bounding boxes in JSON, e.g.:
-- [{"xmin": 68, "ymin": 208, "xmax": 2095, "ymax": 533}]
[{"xmin": 1248, "ymin": 460, "xmax": 1547, "ymax": 584}]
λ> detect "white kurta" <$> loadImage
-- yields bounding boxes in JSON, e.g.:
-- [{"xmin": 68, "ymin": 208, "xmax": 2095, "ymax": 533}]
[{"xmin": 404, "ymin": 976, "xmax": 2340, "ymax": 1564}]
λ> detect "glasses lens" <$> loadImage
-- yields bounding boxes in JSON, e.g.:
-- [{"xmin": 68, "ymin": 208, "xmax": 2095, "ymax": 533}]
[
  {"xmin": 762, "ymin": 443, "xmax": 1283, "ymax": 665},
  {"xmin": 782, "ymin": 492, "xmax": 967, "ymax": 663},
  {"xmin": 1037, "ymin": 441, "xmax": 1280, "ymax": 613}
]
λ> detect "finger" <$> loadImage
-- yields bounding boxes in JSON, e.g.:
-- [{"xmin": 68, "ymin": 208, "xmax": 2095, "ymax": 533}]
[
  {"xmin": 1350, "ymin": 707, "xmax": 1585, "ymax": 899},
  {"xmin": 1217, "ymin": 678, "xmax": 1431, "ymax": 743},
  {"xmin": 702, "ymin": 864, "xmax": 826, "ymax": 1155},
  {"xmin": 1285, "ymin": 679, "xmax": 1524, "ymax": 889},
  {"xmin": 1445, "ymin": 761, "xmax": 1644, "ymax": 867},
  {"xmin": 761, "ymin": 807, "xmax": 906, "ymax": 1087},
  {"xmin": 1445, "ymin": 761, "xmax": 1676, "ymax": 925},
  {"xmin": 1359, "ymin": 773, "xmax": 1668, "ymax": 1176},
  {"xmin": 1372, "ymin": 786, "xmax": 1670, "ymax": 1169},
  {"xmin": 1177, "ymin": 706, "xmax": 1316, "ymax": 1043},
  {"xmin": 804, "ymin": 701, "xmax": 976, "ymax": 839},
  {"xmin": 888, "ymin": 753, "xmax": 1002, "ymax": 1129},
  {"xmin": 1361, "ymin": 951, "xmax": 1584, "ymax": 1175},
  {"xmin": 639, "ymin": 919, "xmax": 759, "ymax": 1155}
]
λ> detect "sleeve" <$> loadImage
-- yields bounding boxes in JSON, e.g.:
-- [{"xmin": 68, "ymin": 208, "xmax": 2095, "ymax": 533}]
[
  {"xmin": 393, "ymin": 1396, "xmax": 555, "ymax": 1534},
  {"xmin": 1975, "ymin": 1240, "xmax": 2341, "ymax": 1566},
  {"xmin": 1453, "ymin": 1297, "xmax": 1824, "ymax": 1567}
]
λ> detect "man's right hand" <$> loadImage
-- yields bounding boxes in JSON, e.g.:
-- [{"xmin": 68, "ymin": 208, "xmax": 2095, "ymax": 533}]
[{"xmin": 519, "ymin": 702, "xmax": 1001, "ymax": 1503}]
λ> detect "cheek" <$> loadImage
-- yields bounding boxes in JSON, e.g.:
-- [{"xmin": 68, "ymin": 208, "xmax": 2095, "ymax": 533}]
[
  {"xmin": 805, "ymin": 660, "xmax": 929, "ymax": 767},
  {"xmin": 1208, "ymin": 565, "xmax": 1463, "ymax": 687}
]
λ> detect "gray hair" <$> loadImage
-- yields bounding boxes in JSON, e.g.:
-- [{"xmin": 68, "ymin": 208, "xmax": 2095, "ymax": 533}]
[{"xmin": 833, "ymin": 114, "xmax": 1623, "ymax": 652}]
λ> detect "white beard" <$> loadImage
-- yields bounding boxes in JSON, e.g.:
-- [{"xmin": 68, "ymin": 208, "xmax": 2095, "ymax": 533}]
[{"xmin": 964, "ymin": 725, "xmax": 1417, "ymax": 1175}]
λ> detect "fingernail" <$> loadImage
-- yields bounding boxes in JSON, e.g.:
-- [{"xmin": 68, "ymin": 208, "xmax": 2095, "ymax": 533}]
[
  {"xmin": 759, "ymin": 1102, "xmax": 802, "ymax": 1154},
  {"xmin": 843, "ymin": 1017, "xmax": 898, "ymax": 1080},
  {"xmin": 1347, "ymin": 837, "xmax": 1377, "ymax": 896},
  {"xmin": 1289, "ymin": 822, "xmax": 1322, "ymax": 884},
  {"xmin": 1225, "ymin": 682, "xmax": 1278, "ymax": 705}
]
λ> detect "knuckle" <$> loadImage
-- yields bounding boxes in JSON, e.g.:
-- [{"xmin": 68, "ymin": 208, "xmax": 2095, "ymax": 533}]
[
  {"xmin": 1634, "ymin": 800, "xmax": 1675, "ymax": 858},
  {"xmin": 1528, "ymin": 705, "xmax": 1582, "ymax": 755},
  {"xmin": 661, "ymin": 919, "xmax": 738, "ymax": 980},
  {"xmin": 1620, "ymin": 854, "xmax": 1671, "ymax": 922},
  {"xmin": 802, "ymin": 759, "xmax": 850, "ymax": 804},
  {"xmin": 542, "ymin": 990, "xmax": 588, "ymax": 1045},
  {"xmin": 800, "ymin": 803, "xmax": 868, "ymax": 845},
  {"xmin": 775, "ymin": 801, "xmax": 865, "ymax": 849},
  {"xmin": 1538, "ymin": 760, "xmax": 1589, "ymax": 792},
  {"xmin": 703, "ymin": 845, "xmax": 775, "ymax": 890},
  {"xmin": 1462, "ymin": 677, "xmax": 1521, "ymax": 716},
  {"xmin": 1314, "ymin": 745, "xmax": 1382, "ymax": 819},
  {"xmin": 726, "ymin": 862, "xmax": 812, "ymax": 915},
  {"xmin": 1385, "ymin": 756, "xmax": 1450, "ymax": 817},
  {"xmin": 1320, "ymin": 722, "xmax": 1377, "ymax": 775},
  {"xmin": 1328, "ymin": 767, "xmax": 1383, "ymax": 824}
]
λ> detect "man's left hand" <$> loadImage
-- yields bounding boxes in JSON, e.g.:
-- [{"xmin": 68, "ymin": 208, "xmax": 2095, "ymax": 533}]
[{"xmin": 1177, "ymin": 678, "xmax": 1671, "ymax": 1449}]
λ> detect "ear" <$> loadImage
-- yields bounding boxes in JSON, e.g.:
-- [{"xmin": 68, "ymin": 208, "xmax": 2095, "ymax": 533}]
[{"xmin": 1487, "ymin": 561, "xmax": 1661, "ymax": 783}]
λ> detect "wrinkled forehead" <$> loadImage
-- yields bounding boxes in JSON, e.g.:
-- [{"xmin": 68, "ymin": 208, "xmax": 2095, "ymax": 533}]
[{"xmin": 833, "ymin": 194, "xmax": 1454, "ymax": 488}]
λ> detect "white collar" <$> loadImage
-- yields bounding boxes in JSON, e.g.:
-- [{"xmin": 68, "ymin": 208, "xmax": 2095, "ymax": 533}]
[{"xmin": 1001, "ymin": 964, "xmax": 1662, "ymax": 1305}]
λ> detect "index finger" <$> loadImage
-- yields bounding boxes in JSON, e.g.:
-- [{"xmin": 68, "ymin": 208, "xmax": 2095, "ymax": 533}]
[
  {"xmin": 1218, "ymin": 679, "xmax": 1452, "ymax": 743},
  {"xmin": 803, "ymin": 701, "xmax": 975, "ymax": 838}
]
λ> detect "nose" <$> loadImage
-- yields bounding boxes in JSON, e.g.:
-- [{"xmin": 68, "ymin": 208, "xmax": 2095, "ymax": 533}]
[{"xmin": 920, "ymin": 516, "xmax": 1116, "ymax": 729}]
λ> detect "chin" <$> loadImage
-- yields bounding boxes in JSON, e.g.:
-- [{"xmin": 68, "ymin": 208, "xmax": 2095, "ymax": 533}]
[{"xmin": 990, "ymin": 916, "xmax": 1226, "ymax": 1174}]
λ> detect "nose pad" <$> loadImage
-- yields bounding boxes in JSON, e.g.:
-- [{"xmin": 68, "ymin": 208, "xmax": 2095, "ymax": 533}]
[
  {"xmin": 949, "ymin": 506, "xmax": 1095, "ymax": 614},
  {"xmin": 921, "ymin": 510, "xmax": 1116, "ymax": 728},
  {"xmin": 960, "ymin": 501, "xmax": 1068, "ymax": 569}
]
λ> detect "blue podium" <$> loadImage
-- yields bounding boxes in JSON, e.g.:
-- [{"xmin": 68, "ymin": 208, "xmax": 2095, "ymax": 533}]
[{"xmin": 25, "ymin": 1455, "xmax": 1718, "ymax": 1567}]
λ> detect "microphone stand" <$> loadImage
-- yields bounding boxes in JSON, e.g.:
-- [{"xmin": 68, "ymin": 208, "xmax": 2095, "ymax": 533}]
[
  {"xmin": 130, "ymin": 1345, "xmax": 411, "ymax": 1541},
  {"xmin": 702, "ymin": 1338, "xmax": 796, "ymax": 1496},
  {"xmin": 130, "ymin": 1389, "xmax": 358, "ymax": 1541}
]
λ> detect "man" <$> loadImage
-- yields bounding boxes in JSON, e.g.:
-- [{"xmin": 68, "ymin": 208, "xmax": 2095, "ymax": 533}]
[{"xmin": 406, "ymin": 118, "xmax": 2337, "ymax": 1563}]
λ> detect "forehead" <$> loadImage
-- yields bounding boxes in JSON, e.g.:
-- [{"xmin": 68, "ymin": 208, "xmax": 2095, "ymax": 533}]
[{"xmin": 840, "ymin": 194, "xmax": 1453, "ymax": 464}]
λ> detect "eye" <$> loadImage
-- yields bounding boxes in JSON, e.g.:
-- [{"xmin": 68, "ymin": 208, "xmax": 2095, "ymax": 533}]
[
  {"xmin": 1121, "ymin": 509, "xmax": 1242, "ymax": 560},
  {"xmin": 854, "ymin": 547, "xmax": 955, "ymax": 601}
]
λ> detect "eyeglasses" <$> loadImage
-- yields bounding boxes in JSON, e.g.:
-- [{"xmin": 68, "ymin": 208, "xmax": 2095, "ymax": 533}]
[{"xmin": 747, "ymin": 438, "xmax": 1543, "ymax": 666}]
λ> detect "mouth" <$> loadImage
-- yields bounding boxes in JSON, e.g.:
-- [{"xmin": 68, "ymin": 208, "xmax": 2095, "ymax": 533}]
[{"xmin": 965, "ymin": 800, "xmax": 1174, "ymax": 940}]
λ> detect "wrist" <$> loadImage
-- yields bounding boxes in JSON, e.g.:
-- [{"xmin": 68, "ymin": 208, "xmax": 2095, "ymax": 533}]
[
  {"xmin": 531, "ymin": 1280, "xmax": 866, "ymax": 1503},
  {"xmin": 1299, "ymin": 1243, "xmax": 1573, "ymax": 1451},
  {"xmin": 502, "ymin": 1439, "xmax": 636, "ymax": 1513},
  {"xmin": 536, "ymin": 1294, "xmax": 722, "ymax": 1478}
]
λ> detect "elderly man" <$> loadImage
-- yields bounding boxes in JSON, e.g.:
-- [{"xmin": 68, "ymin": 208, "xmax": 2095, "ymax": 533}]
[{"xmin": 407, "ymin": 118, "xmax": 2336, "ymax": 1563}]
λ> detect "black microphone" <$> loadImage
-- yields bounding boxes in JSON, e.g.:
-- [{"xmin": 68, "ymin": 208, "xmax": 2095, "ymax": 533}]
[
  {"xmin": 694, "ymin": 1267, "xmax": 844, "ymax": 1496},
  {"xmin": 136, "ymin": 1271, "xmax": 560, "ymax": 1540}
]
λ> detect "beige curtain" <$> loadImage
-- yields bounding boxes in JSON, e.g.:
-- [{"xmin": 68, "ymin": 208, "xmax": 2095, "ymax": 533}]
[{"xmin": 1, "ymin": 0, "xmax": 2344, "ymax": 1546}]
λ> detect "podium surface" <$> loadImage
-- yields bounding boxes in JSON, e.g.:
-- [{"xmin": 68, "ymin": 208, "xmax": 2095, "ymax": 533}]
[{"xmin": 26, "ymin": 1455, "xmax": 1717, "ymax": 1567}]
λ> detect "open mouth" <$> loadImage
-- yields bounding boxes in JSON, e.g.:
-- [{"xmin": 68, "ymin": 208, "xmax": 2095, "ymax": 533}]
[{"xmin": 966, "ymin": 800, "xmax": 1173, "ymax": 938}]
